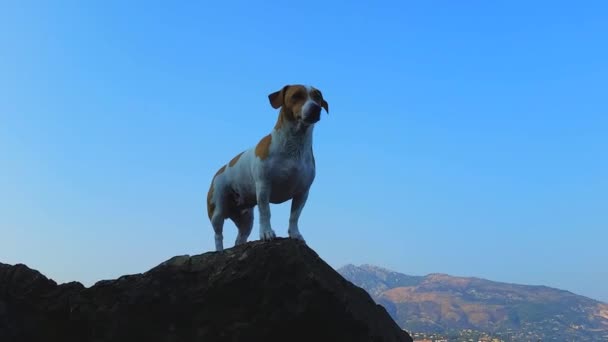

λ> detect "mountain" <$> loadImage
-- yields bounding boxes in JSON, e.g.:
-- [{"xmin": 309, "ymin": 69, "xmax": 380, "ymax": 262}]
[
  {"xmin": 338, "ymin": 264, "xmax": 608, "ymax": 341},
  {"xmin": 0, "ymin": 239, "xmax": 411, "ymax": 342}
]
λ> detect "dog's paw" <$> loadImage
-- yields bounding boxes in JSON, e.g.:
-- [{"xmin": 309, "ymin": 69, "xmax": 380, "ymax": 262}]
[
  {"xmin": 260, "ymin": 229, "xmax": 276, "ymax": 241},
  {"xmin": 288, "ymin": 230, "xmax": 306, "ymax": 242}
]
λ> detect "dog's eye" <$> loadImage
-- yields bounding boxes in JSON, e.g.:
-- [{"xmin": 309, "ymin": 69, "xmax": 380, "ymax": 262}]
[
  {"xmin": 310, "ymin": 90, "xmax": 322, "ymax": 102},
  {"xmin": 291, "ymin": 93, "xmax": 304, "ymax": 102}
]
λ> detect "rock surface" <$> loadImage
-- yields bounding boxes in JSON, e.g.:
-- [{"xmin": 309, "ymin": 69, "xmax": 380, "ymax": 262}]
[{"xmin": 0, "ymin": 238, "xmax": 412, "ymax": 342}]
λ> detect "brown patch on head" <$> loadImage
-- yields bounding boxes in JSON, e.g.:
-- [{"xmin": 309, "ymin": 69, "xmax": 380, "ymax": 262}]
[
  {"xmin": 255, "ymin": 134, "xmax": 272, "ymax": 160},
  {"xmin": 207, "ymin": 165, "xmax": 227, "ymax": 219},
  {"xmin": 268, "ymin": 85, "xmax": 310, "ymax": 129},
  {"xmin": 229, "ymin": 151, "xmax": 244, "ymax": 167}
]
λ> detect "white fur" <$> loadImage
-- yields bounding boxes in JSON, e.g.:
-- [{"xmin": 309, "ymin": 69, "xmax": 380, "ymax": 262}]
[{"xmin": 208, "ymin": 85, "xmax": 324, "ymax": 252}]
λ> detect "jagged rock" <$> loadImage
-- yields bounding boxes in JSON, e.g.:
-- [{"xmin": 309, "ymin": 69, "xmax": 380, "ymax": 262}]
[{"xmin": 0, "ymin": 238, "xmax": 412, "ymax": 342}]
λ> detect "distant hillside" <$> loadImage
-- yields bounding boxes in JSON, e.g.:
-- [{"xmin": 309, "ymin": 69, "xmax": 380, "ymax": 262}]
[{"xmin": 338, "ymin": 264, "xmax": 608, "ymax": 341}]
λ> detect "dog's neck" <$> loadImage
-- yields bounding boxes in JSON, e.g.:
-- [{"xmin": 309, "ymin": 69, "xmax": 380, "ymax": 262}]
[{"xmin": 272, "ymin": 111, "xmax": 314, "ymax": 159}]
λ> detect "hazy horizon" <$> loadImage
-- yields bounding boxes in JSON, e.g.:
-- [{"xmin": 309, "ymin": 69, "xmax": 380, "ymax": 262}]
[{"xmin": 1, "ymin": 2, "xmax": 606, "ymax": 302}]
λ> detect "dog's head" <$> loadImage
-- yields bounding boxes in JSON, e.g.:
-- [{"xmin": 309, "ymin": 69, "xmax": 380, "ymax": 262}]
[{"xmin": 268, "ymin": 85, "xmax": 329, "ymax": 125}]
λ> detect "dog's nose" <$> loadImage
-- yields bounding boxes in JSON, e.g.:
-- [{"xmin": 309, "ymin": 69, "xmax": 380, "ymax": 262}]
[{"xmin": 307, "ymin": 103, "xmax": 321, "ymax": 122}]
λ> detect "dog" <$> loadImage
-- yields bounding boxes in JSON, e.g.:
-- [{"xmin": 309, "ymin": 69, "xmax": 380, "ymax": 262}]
[{"xmin": 206, "ymin": 84, "xmax": 329, "ymax": 252}]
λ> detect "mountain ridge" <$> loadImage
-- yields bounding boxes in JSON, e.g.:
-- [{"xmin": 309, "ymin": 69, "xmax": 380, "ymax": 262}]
[
  {"xmin": 341, "ymin": 263, "xmax": 603, "ymax": 302},
  {"xmin": 338, "ymin": 264, "xmax": 608, "ymax": 341}
]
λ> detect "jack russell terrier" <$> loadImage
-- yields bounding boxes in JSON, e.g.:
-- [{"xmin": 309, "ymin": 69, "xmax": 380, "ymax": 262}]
[{"xmin": 206, "ymin": 84, "xmax": 329, "ymax": 252}]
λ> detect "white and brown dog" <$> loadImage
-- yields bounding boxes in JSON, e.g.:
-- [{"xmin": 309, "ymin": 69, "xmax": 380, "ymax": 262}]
[{"xmin": 206, "ymin": 84, "xmax": 329, "ymax": 251}]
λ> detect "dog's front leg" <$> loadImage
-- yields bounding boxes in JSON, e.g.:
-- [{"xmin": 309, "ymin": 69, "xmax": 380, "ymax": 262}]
[
  {"xmin": 256, "ymin": 181, "xmax": 276, "ymax": 240},
  {"xmin": 288, "ymin": 190, "xmax": 308, "ymax": 242}
]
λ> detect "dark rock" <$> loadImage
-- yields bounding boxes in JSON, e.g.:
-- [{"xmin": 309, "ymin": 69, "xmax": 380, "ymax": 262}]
[{"xmin": 0, "ymin": 238, "xmax": 412, "ymax": 342}]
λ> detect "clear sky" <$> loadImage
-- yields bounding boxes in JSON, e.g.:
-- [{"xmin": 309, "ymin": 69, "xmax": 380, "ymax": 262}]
[{"xmin": 1, "ymin": 1, "xmax": 606, "ymax": 302}]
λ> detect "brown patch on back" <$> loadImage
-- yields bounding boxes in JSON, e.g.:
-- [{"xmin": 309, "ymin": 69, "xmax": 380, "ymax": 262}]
[
  {"xmin": 207, "ymin": 165, "xmax": 227, "ymax": 219},
  {"xmin": 255, "ymin": 134, "xmax": 272, "ymax": 160},
  {"xmin": 206, "ymin": 183, "xmax": 215, "ymax": 219},
  {"xmin": 215, "ymin": 165, "xmax": 226, "ymax": 177},
  {"xmin": 229, "ymin": 151, "xmax": 244, "ymax": 167}
]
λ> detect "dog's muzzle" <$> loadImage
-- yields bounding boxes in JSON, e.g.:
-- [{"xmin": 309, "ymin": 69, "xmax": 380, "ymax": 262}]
[{"xmin": 303, "ymin": 103, "xmax": 321, "ymax": 124}]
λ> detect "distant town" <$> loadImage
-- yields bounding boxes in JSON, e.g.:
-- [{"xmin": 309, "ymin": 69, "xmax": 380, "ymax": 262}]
[
  {"xmin": 406, "ymin": 323, "xmax": 608, "ymax": 342},
  {"xmin": 407, "ymin": 329, "xmax": 543, "ymax": 342}
]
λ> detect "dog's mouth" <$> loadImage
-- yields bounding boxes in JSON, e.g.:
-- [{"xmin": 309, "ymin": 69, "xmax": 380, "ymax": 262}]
[
  {"xmin": 301, "ymin": 111, "xmax": 321, "ymax": 125},
  {"xmin": 301, "ymin": 118, "xmax": 318, "ymax": 125}
]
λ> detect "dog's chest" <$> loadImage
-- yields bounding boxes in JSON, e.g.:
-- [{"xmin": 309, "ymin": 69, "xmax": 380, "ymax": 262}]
[{"xmin": 268, "ymin": 155, "xmax": 315, "ymax": 204}]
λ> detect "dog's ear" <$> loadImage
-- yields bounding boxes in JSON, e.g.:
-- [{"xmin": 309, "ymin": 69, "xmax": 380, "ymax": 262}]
[
  {"xmin": 320, "ymin": 99, "xmax": 329, "ymax": 114},
  {"xmin": 268, "ymin": 85, "xmax": 290, "ymax": 109},
  {"xmin": 314, "ymin": 88, "xmax": 329, "ymax": 114}
]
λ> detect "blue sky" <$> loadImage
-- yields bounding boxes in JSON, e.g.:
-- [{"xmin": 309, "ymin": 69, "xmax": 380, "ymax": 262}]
[{"xmin": 1, "ymin": 1, "xmax": 606, "ymax": 302}]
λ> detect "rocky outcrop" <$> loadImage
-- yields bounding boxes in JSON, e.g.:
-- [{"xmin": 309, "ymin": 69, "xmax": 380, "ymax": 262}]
[{"xmin": 0, "ymin": 238, "xmax": 412, "ymax": 342}]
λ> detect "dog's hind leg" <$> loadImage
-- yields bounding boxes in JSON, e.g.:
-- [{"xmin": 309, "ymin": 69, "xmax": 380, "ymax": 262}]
[
  {"xmin": 232, "ymin": 208, "xmax": 254, "ymax": 246},
  {"xmin": 211, "ymin": 214, "xmax": 225, "ymax": 252}
]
